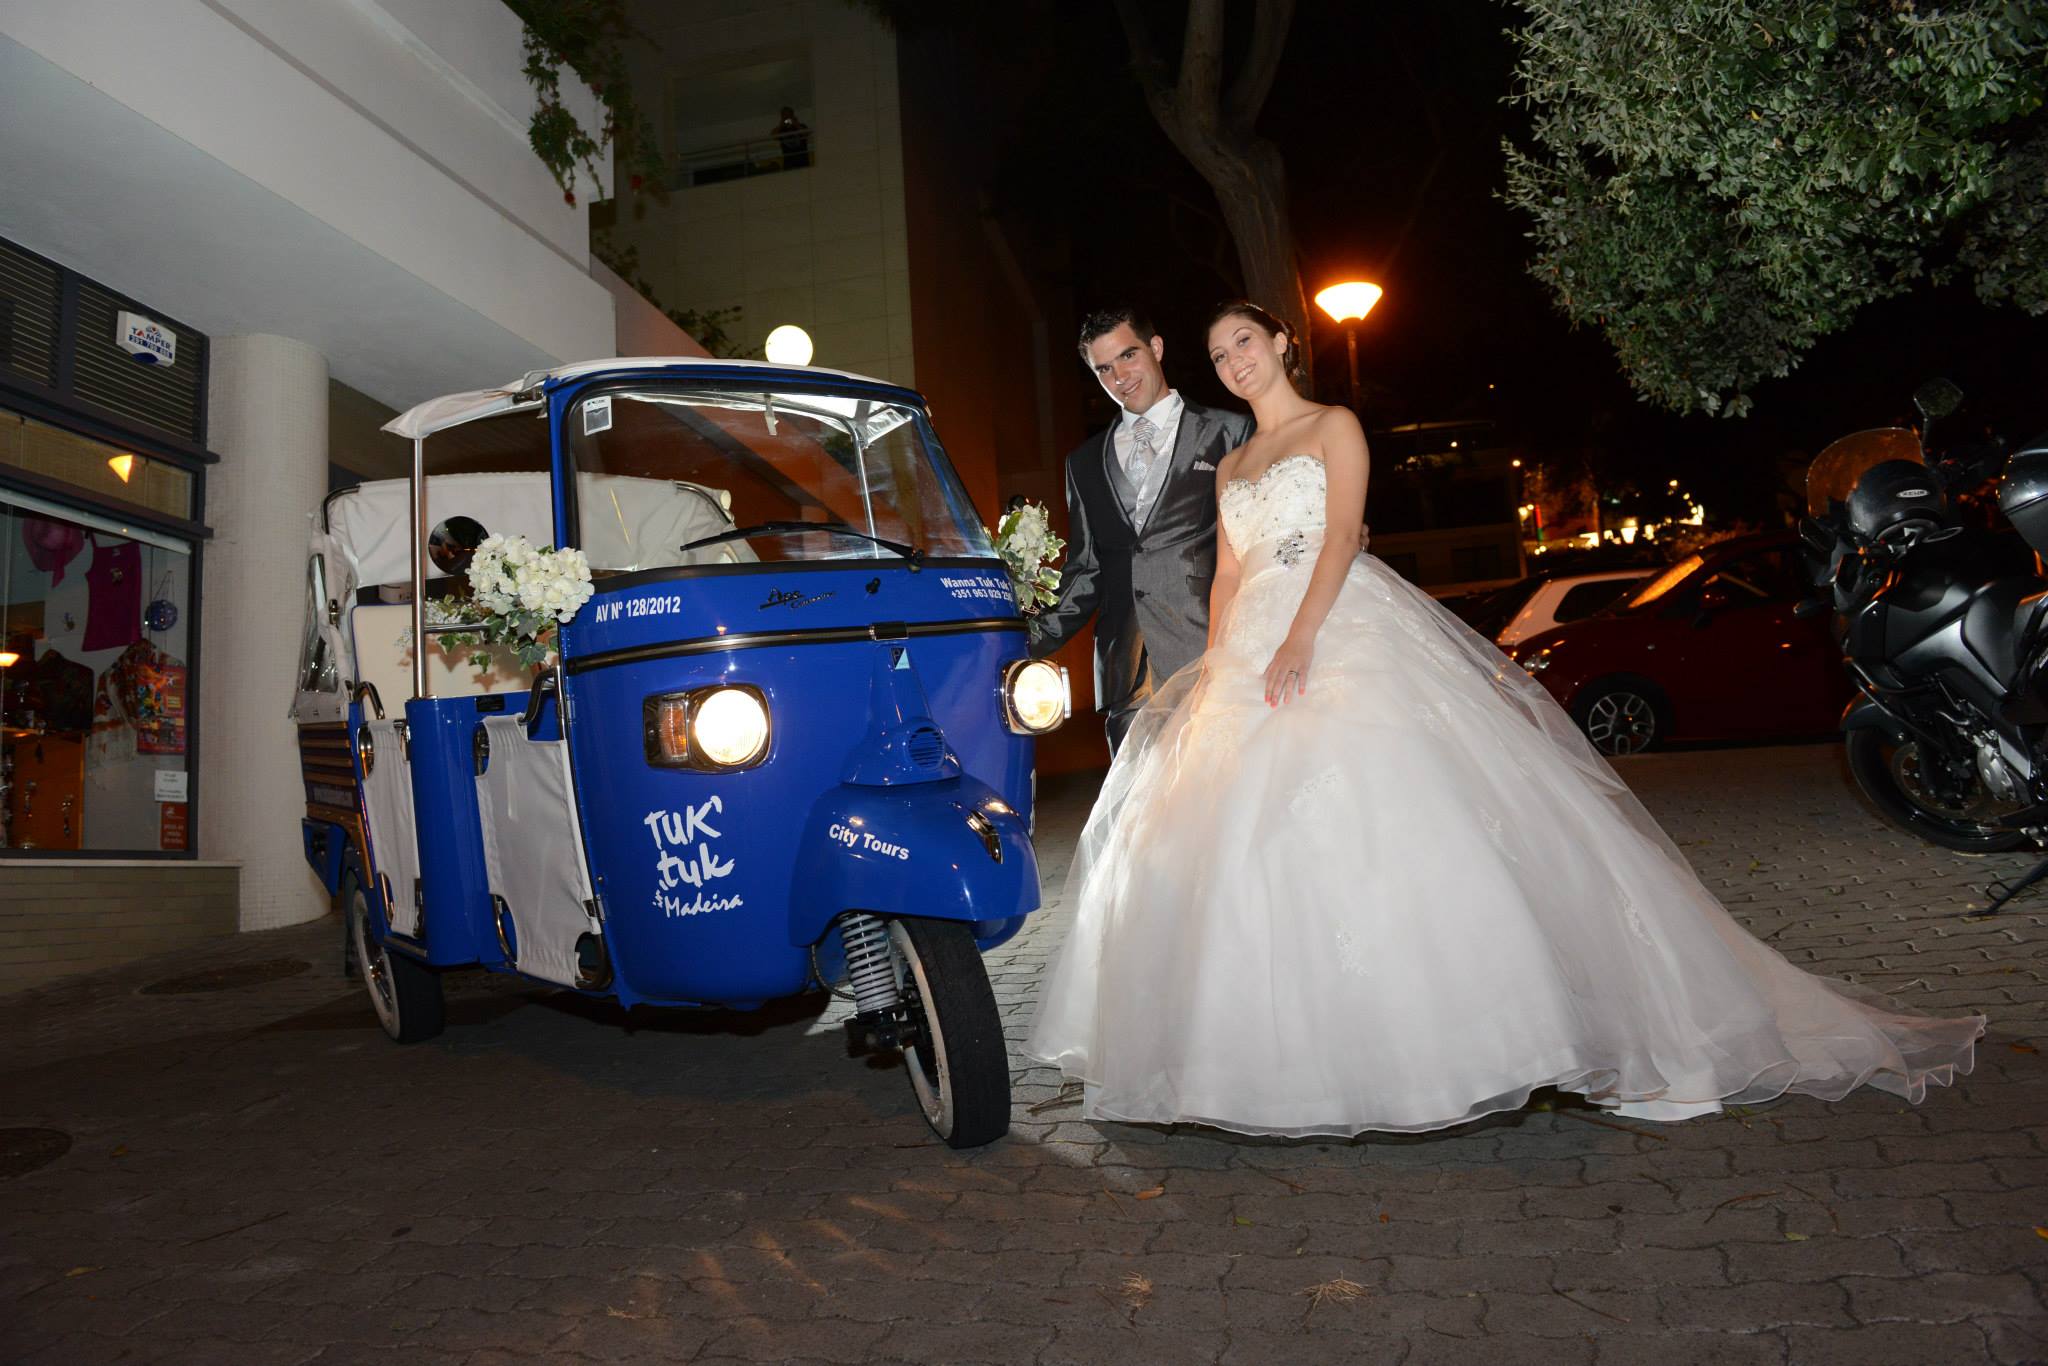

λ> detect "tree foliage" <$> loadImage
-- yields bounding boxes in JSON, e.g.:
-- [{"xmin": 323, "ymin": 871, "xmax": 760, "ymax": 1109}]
[
  {"xmin": 1503, "ymin": 0, "xmax": 2048, "ymax": 417},
  {"xmin": 505, "ymin": 0, "xmax": 664, "ymax": 203}
]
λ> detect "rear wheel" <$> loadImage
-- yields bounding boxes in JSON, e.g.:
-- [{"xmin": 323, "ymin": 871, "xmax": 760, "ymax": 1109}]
[
  {"xmin": 887, "ymin": 919, "xmax": 1010, "ymax": 1149},
  {"xmin": 345, "ymin": 869, "xmax": 446, "ymax": 1043},
  {"xmin": 1844, "ymin": 728, "xmax": 2030, "ymax": 853},
  {"xmin": 1573, "ymin": 679, "xmax": 1664, "ymax": 756}
]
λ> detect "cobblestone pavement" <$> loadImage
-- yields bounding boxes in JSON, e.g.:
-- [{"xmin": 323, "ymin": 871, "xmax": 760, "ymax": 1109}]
[{"xmin": 3, "ymin": 744, "xmax": 2045, "ymax": 1365}]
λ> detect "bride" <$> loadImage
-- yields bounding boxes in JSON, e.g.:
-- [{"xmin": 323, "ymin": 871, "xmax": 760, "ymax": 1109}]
[{"xmin": 1021, "ymin": 300, "xmax": 1985, "ymax": 1137}]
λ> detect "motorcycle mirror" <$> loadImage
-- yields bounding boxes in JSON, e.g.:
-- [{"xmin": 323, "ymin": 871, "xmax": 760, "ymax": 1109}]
[
  {"xmin": 1792, "ymin": 597, "xmax": 1830, "ymax": 620},
  {"xmin": 1913, "ymin": 377, "xmax": 1964, "ymax": 424}
]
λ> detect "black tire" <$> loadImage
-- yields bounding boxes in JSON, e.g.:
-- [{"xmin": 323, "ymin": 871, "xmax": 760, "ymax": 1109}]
[
  {"xmin": 887, "ymin": 918, "xmax": 1010, "ymax": 1148},
  {"xmin": 344, "ymin": 869, "xmax": 446, "ymax": 1043},
  {"xmin": 1572, "ymin": 678, "xmax": 1666, "ymax": 757},
  {"xmin": 1844, "ymin": 728, "xmax": 2030, "ymax": 854}
]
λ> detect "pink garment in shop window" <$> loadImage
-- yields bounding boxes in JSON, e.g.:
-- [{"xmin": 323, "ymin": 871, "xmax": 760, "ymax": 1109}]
[
  {"xmin": 22, "ymin": 516, "xmax": 87, "ymax": 585},
  {"xmin": 83, "ymin": 539, "xmax": 143, "ymax": 651}
]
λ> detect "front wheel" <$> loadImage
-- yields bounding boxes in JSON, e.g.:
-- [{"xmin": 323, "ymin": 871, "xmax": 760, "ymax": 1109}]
[
  {"xmin": 345, "ymin": 869, "xmax": 446, "ymax": 1043},
  {"xmin": 1844, "ymin": 728, "xmax": 2030, "ymax": 853},
  {"xmin": 888, "ymin": 918, "xmax": 1010, "ymax": 1148}
]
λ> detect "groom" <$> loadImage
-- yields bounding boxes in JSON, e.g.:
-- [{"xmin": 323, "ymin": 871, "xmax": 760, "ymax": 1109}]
[{"xmin": 1030, "ymin": 307, "xmax": 1253, "ymax": 753}]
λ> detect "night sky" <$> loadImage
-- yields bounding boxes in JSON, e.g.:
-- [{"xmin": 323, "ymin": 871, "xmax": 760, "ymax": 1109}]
[{"xmin": 962, "ymin": 0, "xmax": 2047, "ymax": 524}]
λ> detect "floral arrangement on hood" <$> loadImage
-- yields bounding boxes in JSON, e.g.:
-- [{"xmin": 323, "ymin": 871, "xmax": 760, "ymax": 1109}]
[{"xmin": 425, "ymin": 533, "xmax": 594, "ymax": 672}]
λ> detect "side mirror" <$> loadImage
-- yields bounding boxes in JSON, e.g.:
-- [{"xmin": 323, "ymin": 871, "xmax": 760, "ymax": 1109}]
[
  {"xmin": 1914, "ymin": 378, "xmax": 1964, "ymax": 446},
  {"xmin": 1913, "ymin": 377, "xmax": 1964, "ymax": 423},
  {"xmin": 1692, "ymin": 586, "xmax": 1729, "ymax": 628},
  {"xmin": 1792, "ymin": 596, "xmax": 1830, "ymax": 620}
]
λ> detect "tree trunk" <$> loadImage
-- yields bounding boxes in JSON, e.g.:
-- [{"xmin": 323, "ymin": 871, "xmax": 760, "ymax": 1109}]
[
  {"xmin": 1174, "ymin": 133, "xmax": 1310, "ymax": 380},
  {"xmin": 1113, "ymin": 0, "xmax": 1311, "ymax": 388}
]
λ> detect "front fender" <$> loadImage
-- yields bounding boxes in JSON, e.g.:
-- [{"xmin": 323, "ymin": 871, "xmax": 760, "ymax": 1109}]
[
  {"xmin": 1840, "ymin": 693, "xmax": 1911, "ymax": 742},
  {"xmin": 791, "ymin": 776, "xmax": 1037, "ymax": 955}
]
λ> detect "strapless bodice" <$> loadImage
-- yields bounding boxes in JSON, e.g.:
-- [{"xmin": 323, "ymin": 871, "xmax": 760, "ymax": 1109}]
[{"xmin": 1220, "ymin": 454, "xmax": 1330, "ymax": 565}]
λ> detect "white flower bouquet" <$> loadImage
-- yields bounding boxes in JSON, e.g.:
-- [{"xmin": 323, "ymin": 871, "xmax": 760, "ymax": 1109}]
[
  {"xmin": 428, "ymin": 533, "xmax": 595, "ymax": 672},
  {"xmin": 992, "ymin": 500, "xmax": 1065, "ymax": 615}
]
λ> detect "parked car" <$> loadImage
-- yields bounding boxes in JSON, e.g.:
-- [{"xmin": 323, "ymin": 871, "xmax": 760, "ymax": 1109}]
[
  {"xmin": 1506, "ymin": 534, "xmax": 1850, "ymax": 755},
  {"xmin": 1446, "ymin": 567, "xmax": 1652, "ymax": 647}
]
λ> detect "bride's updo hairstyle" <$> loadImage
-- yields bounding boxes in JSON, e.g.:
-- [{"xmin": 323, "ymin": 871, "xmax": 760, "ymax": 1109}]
[{"xmin": 1207, "ymin": 300, "xmax": 1305, "ymax": 382}]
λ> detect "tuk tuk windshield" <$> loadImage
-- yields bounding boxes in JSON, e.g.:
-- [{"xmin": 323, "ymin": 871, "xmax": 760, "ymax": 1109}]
[{"xmin": 569, "ymin": 384, "xmax": 995, "ymax": 565}]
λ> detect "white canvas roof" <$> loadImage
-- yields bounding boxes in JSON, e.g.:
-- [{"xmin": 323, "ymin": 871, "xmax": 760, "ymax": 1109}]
[
  {"xmin": 323, "ymin": 470, "xmax": 746, "ymax": 588},
  {"xmin": 381, "ymin": 356, "xmax": 911, "ymax": 441}
]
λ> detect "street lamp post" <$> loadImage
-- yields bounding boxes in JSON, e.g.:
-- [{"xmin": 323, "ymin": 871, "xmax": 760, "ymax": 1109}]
[{"xmin": 1314, "ymin": 281, "xmax": 1383, "ymax": 413}]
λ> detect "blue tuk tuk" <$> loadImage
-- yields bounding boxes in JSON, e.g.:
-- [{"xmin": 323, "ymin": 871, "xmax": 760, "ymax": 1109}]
[{"xmin": 292, "ymin": 357, "xmax": 1069, "ymax": 1147}]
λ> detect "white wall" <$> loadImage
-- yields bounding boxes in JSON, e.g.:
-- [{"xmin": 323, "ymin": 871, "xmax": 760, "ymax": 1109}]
[
  {"xmin": 0, "ymin": 0, "xmax": 616, "ymax": 411},
  {"xmin": 615, "ymin": 0, "xmax": 912, "ymax": 385}
]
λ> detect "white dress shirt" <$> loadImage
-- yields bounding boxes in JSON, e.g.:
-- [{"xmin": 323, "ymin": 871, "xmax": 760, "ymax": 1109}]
[{"xmin": 1113, "ymin": 390, "xmax": 1185, "ymax": 529}]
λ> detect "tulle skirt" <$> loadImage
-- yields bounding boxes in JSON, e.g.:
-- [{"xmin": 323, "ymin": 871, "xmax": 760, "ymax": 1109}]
[{"xmin": 1022, "ymin": 542, "xmax": 1985, "ymax": 1136}]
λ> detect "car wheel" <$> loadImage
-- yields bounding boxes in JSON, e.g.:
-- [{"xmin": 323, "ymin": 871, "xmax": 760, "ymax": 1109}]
[{"xmin": 1573, "ymin": 679, "xmax": 1664, "ymax": 756}]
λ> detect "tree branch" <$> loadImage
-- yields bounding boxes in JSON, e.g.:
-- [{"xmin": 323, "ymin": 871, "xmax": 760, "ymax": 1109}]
[{"xmin": 1225, "ymin": 0, "xmax": 1294, "ymax": 131}]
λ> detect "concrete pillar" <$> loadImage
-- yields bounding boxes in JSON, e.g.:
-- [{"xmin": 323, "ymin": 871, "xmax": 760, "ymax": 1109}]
[{"xmin": 201, "ymin": 335, "xmax": 330, "ymax": 931}]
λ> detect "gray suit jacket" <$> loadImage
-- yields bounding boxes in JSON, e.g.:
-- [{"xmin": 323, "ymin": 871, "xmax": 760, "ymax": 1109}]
[{"xmin": 1029, "ymin": 399, "xmax": 1254, "ymax": 720}]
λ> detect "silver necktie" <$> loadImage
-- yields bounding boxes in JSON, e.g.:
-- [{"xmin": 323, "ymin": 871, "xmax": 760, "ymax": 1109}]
[{"xmin": 1128, "ymin": 415, "xmax": 1158, "ymax": 495}]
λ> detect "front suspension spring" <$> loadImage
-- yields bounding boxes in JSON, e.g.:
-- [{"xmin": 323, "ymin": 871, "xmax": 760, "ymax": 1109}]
[{"xmin": 838, "ymin": 912, "xmax": 901, "ymax": 1015}]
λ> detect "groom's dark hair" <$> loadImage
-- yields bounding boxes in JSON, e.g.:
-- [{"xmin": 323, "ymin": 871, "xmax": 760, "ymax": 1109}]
[{"xmin": 1076, "ymin": 306, "xmax": 1156, "ymax": 362}]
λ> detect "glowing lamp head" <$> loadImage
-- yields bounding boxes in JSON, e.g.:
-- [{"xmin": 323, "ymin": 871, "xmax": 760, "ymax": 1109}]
[
  {"xmin": 108, "ymin": 454, "xmax": 135, "ymax": 483},
  {"xmin": 0, "ymin": 650, "xmax": 18, "ymax": 668},
  {"xmin": 764, "ymin": 324, "xmax": 814, "ymax": 367},
  {"xmin": 1314, "ymin": 281, "xmax": 1383, "ymax": 325}
]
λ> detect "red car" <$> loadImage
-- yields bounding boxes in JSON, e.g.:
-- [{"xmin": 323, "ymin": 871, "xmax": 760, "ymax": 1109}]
[{"xmin": 1505, "ymin": 534, "xmax": 1850, "ymax": 755}]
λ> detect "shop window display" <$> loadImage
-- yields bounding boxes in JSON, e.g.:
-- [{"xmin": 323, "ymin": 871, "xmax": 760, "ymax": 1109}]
[{"xmin": 2, "ymin": 493, "xmax": 193, "ymax": 853}]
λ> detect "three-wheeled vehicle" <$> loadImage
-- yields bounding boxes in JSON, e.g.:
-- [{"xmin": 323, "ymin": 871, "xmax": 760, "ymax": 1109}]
[{"xmin": 292, "ymin": 357, "xmax": 1069, "ymax": 1147}]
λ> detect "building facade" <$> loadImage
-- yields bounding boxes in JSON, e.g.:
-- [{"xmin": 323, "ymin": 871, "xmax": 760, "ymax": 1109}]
[
  {"xmin": 0, "ymin": 0, "xmax": 696, "ymax": 991},
  {"xmin": 604, "ymin": 0, "xmax": 1102, "ymax": 767}
]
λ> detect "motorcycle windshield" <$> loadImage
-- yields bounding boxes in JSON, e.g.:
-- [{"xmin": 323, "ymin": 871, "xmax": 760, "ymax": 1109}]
[{"xmin": 1806, "ymin": 428, "xmax": 1925, "ymax": 519}]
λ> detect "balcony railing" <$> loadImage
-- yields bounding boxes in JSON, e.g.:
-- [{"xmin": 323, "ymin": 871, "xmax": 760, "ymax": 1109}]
[{"xmin": 670, "ymin": 135, "xmax": 814, "ymax": 190}]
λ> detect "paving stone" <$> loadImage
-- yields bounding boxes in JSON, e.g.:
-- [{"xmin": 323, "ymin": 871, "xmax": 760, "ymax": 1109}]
[
  {"xmin": 1723, "ymin": 1234, "xmax": 1909, "ymax": 1283},
  {"xmin": 1659, "ymin": 1282, "xmax": 1854, "ymax": 1331},
  {"xmin": 1840, "ymin": 1270, "xmax": 2044, "ymax": 1324},
  {"xmin": 1781, "ymin": 1322, "xmax": 1994, "ymax": 1365},
  {"xmin": 1551, "ymin": 1246, "xmax": 1728, "ymax": 1290},
  {"xmin": 1038, "ymin": 1323, "xmax": 1226, "ymax": 1366},
  {"xmin": 1590, "ymin": 1328, "xmax": 1789, "ymax": 1365}
]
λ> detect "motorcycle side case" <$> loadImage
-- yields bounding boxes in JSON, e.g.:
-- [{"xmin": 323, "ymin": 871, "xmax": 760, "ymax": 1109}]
[{"xmin": 1998, "ymin": 446, "xmax": 2048, "ymax": 560}]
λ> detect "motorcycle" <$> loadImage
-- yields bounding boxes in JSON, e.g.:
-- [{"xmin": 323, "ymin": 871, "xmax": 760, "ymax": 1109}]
[{"xmin": 1801, "ymin": 379, "xmax": 2048, "ymax": 912}]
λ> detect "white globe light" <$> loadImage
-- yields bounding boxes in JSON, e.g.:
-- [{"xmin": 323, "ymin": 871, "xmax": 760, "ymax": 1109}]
[{"xmin": 764, "ymin": 324, "xmax": 814, "ymax": 366}]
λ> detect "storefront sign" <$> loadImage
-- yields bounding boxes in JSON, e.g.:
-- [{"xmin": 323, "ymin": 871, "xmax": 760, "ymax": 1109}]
[
  {"xmin": 152, "ymin": 769, "xmax": 189, "ymax": 802},
  {"xmin": 115, "ymin": 310, "xmax": 177, "ymax": 367},
  {"xmin": 159, "ymin": 801, "xmax": 189, "ymax": 851}
]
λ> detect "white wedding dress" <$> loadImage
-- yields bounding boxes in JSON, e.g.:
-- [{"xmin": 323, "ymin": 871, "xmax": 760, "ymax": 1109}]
[{"xmin": 1023, "ymin": 454, "xmax": 1985, "ymax": 1136}]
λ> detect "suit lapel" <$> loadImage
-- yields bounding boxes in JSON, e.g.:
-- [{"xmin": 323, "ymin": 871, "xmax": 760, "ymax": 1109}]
[{"xmin": 1133, "ymin": 402, "xmax": 1213, "ymax": 538}]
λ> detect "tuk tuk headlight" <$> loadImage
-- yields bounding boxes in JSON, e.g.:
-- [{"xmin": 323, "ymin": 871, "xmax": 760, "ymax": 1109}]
[
  {"xmin": 1004, "ymin": 659, "xmax": 1070, "ymax": 735},
  {"xmin": 643, "ymin": 684, "xmax": 771, "ymax": 769}
]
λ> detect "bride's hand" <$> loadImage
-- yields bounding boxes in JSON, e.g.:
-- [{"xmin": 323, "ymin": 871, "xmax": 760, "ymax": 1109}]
[{"xmin": 1264, "ymin": 633, "xmax": 1314, "ymax": 706}]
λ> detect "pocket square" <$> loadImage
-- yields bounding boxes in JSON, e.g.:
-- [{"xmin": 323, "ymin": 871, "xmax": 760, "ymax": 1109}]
[{"xmin": 1193, "ymin": 459, "xmax": 1217, "ymax": 472}]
